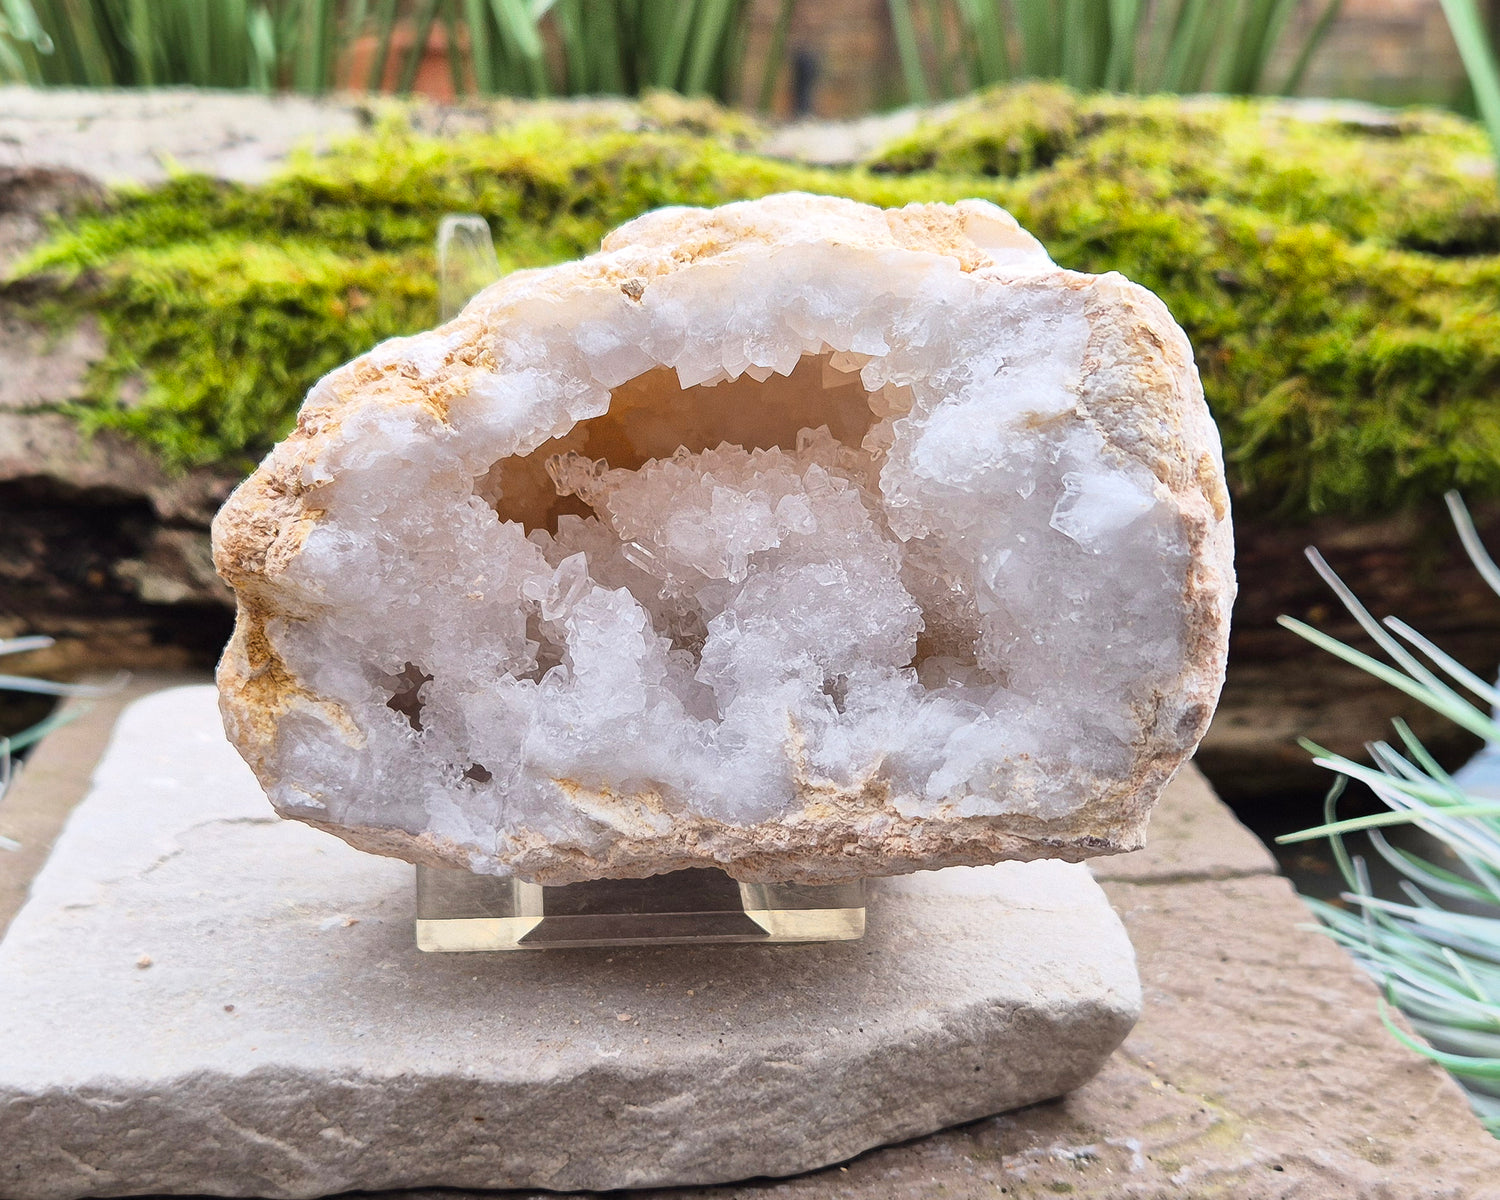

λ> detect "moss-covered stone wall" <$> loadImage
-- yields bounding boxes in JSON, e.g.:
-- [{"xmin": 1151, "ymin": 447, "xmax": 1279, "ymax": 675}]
[{"xmin": 11, "ymin": 83, "xmax": 1500, "ymax": 519}]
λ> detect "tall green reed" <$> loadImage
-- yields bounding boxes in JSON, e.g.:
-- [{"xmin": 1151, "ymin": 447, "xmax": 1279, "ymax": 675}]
[
  {"xmin": 0, "ymin": 0, "xmax": 774, "ymax": 102},
  {"xmin": 885, "ymin": 0, "xmax": 1344, "ymax": 100}
]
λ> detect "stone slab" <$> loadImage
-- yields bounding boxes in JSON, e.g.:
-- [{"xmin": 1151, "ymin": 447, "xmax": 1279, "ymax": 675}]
[
  {"xmin": 447, "ymin": 880, "xmax": 1500, "ymax": 1200},
  {"xmin": 0, "ymin": 672, "xmax": 202, "ymax": 934},
  {"xmin": 0, "ymin": 88, "xmax": 362, "ymax": 185},
  {"xmin": 0, "ymin": 686, "xmax": 1139, "ymax": 1198}
]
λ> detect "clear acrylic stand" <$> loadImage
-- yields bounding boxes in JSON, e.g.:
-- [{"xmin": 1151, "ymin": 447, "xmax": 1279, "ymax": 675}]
[
  {"xmin": 416, "ymin": 864, "xmax": 866, "ymax": 951},
  {"xmin": 415, "ymin": 216, "xmax": 867, "ymax": 952},
  {"xmin": 436, "ymin": 213, "xmax": 502, "ymax": 321}
]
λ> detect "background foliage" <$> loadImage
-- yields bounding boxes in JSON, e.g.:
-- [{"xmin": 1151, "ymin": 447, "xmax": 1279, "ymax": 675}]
[
  {"xmin": 0, "ymin": 0, "xmax": 769, "ymax": 100},
  {"xmin": 885, "ymin": 0, "xmax": 1344, "ymax": 102},
  {"xmin": 1279, "ymin": 495, "xmax": 1500, "ymax": 1135},
  {"xmin": 0, "ymin": 0, "xmax": 1344, "ymax": 104}
]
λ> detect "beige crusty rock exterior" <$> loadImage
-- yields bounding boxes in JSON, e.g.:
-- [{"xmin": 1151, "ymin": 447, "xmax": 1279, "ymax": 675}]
[{"xmin": 213, "ymin": 193, "xmax": 1235, "ymax": 885}]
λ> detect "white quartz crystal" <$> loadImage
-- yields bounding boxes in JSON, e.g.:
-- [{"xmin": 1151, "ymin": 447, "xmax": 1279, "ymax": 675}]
[{"xmin": 213, "ymin": 194, "xmax": 1235, "ymax": 883}]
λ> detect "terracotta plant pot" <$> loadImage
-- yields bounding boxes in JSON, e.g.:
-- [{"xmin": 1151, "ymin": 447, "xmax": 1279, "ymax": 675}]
[{"xmin": 341, "ymin": 23, "xmax": 469, "ymax": 101}]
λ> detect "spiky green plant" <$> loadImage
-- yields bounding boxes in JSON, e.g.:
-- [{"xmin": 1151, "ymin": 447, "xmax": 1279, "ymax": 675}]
[
  {"xmin": 1440, "ymin": 0, "xmax": 1500, "ymax": 165},
  {"xmin": 0, "ymin": 0, "xmax": 345, "ymax": 90},
  {"xmin": 0, "ymin": 636, "xmax": 122, "ymax": 851},
  {"xmin": 1278, "ymin": 492, "xmax": 1500, "ymax": 1136},
  {"xmin": 0, "ymin": 637, "xmax": 103, "ymax": 755},
  {"xmin": 885, "ymin": 0, "xmax": 1344, "ymax": 101},
  {"xmin": 0, "ymin": 0, "xmax": 777, "ymax": 103}
]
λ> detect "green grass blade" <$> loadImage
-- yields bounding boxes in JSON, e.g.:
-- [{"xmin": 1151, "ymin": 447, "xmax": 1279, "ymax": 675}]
[
  {"xmin": 441, "ymin": 1, "xmax": 468, "ymax": 95},
  {"xmin": 0, "ymin": 635, "xmax": 53, "ymax": 657},
  {"xmin": 312, "ymin": 0, "xmax": 339, "ymax": 92},
  {"xmin": 926, "ymin": 0, "xmax": 952, "ymax": 98},
  {"xmin": 0, "ymin": 671, "xmax": 126, "ymax": 697},
  {"xmin": 229, "ymin": 0, "xmax": 257, "ymax": 86},
  {"xmin": 1058, "ymin": 0, "xmax": 1095, "ymax": 88},
  {"xmin": 1447, "ymin": 491, "xmax": 1500, "ymax": 602},
  {"xmin": 955, "ymin": 0, "xmax": 1009, "ymax": 86},
  {"xmin": 1104, "ymin": 0, "xmax": 1142, "ymax": 90},
  {"xmin": 247, "ymin": 4, "xmax": 276, "ymax": 90},
  {"xmin": 396, "ymin": 0, "xmax": 442, "ymax": 94},
  {"xmin": 1444, "ymin": 946, "xmax": 1498, "ymax": 1005},
  {"xmin": 0, "ymin": 30, "xmax": 37, "ymax": 84},
  {"xmin": 1366, "ymin": 830, "xmax": 1500, "ymax": 906},
  {"xmin": 1307, "ymin": 750, "xmax": 1500, "ymax": 838},
  {"xmin": 366, "ymin": 0, "xmax": 400, "ymax": 90},
  {"xmin": 1277, "ymin": 800, "xmax": 1500, "ymax": 845},
  {"xmin": 683, "ymin": 0, "xmax": 734, "ymax": 96},
  {"xmin": 1440, "ymin": 0, "xmax": 1500, "ymax": 161},
  {"xmin": 1412, "ymin": 1022, "xmax": 1500, "ymax": 1059},
  {"xmin": 0, "ymin": 0, "xmax": 52, "ymax": 67},
  {"xmin": 886, "ymin": 0, "xmax": 930, "ymax": 102},
  {"xmin": 463, "ymin": 0, "xmax": 492, "ymax": 93},
  {"xmin": 124, "ymin": 0, "xmax": 154, "ymax": 85},
  {"xmin": 1, "ymin": 704, "xmax": 80, "ymax": 754},
  {"xmin": 58, "ymin": 0, "xmax": 116, "ymax": 86},
  {"xmin": 1369, "ymin": 740, "xmax": 1430, "ymax": 787},
  {"xmin": 1316, "ymin": 774, "xmax": 1362, "ymax": 892},
  {"xmin": 1385, "ymin": 617, "xmax": 1500, "ymax": 708},
  {"xmin": 643, "ymin": 0, "xmax": 696, "ymax": 90},
  {"xmin": 756, "ymin": 0, "xmax": 793, "ymax": 110},
  {"xmin": 183, "ymin": 0, "xmax": 209, "ymax": 84},
  {"xmin": 1390, "ymin": 719, "xmax": 1457, "ymax": 787},
  {"xmin": 594, "ymin": 0, "xmax": 627, "ymax": 93},
  {"xmin": 1158, "ymin": 0, "xmax": 1216, "ymax": 92},
  {"xmin": 1355, "ymin": 897, "xmax": 1500, "ymax": 956},
  {"xmin": 1215, "ymin": 0, "xmax": 1297, "ymax": 93},
  {"xmin": 1380, "ymin": 1001, "xmax": 1500, "ymax": 1078},
  {"xmin": 1278, "ymin": 617, "xmax": 1500, "ymax": 744},
  {"xmin": 1013, "ymin": 0, "xmax": 1062, "ymax": 76},
  {"xmin": 490, "ymin": 0, "xmax": 549, "ymax": 95},
  {"xmin": 594, "ymin": 0, "xmax": 633, "ymax": 94}
]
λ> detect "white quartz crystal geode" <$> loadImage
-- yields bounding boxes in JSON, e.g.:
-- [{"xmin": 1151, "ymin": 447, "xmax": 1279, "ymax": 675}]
[{"xmin": 213, "ymin": 193, "xmax": 1234, "ymax": 884}]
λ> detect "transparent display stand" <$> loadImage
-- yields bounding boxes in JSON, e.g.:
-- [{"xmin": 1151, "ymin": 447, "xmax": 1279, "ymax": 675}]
[
  {"xmin": 416, "ymin": 216, "xmax": 867, "ymax": 951},
  {"xmin": 416, "ymin": 864, "xmax": 867, "ymax": 951}
]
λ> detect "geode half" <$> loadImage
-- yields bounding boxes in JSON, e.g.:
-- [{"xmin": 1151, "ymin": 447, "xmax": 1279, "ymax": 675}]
[{"xmin": 213, "ymin": 193, "xmax": 1234, "ymax": 885}]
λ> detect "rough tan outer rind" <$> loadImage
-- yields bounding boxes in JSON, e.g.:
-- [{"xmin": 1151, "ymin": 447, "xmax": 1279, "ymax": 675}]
[{"xmin": 213, "ymin": 193, "xmax": 1235, "ymax": 885}]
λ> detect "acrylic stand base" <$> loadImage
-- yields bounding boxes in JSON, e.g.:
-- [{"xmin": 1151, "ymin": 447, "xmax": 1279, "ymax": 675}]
[{"xmin": 415, "ymin": 864, "xmax": 865, "ymax": 951}]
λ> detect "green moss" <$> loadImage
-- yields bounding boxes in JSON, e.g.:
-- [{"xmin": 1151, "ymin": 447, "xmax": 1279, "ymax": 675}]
[
  {"xmin": 12, "ymin": 86, "xmax": 1500, "ymax": 518},
  {"xmin": 15, "ymin": 118, "xmax": 918, "ymax": 474},
  {"xmin": 870, "ymin": 83, "xmax": 1500, "ymax": 254},
  {"xmin": 66, "ymin": 238, "xmax": 436, "ymax": 468}
]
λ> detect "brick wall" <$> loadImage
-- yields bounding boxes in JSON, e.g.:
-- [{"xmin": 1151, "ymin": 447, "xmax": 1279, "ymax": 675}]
[
  {"xmin": 737, "ymin": 0, "xmax": 903, "ymax": 119},
  {"xmin": 1277, "ymin": 0, "xmax": 1467, "ymax": 105}
]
